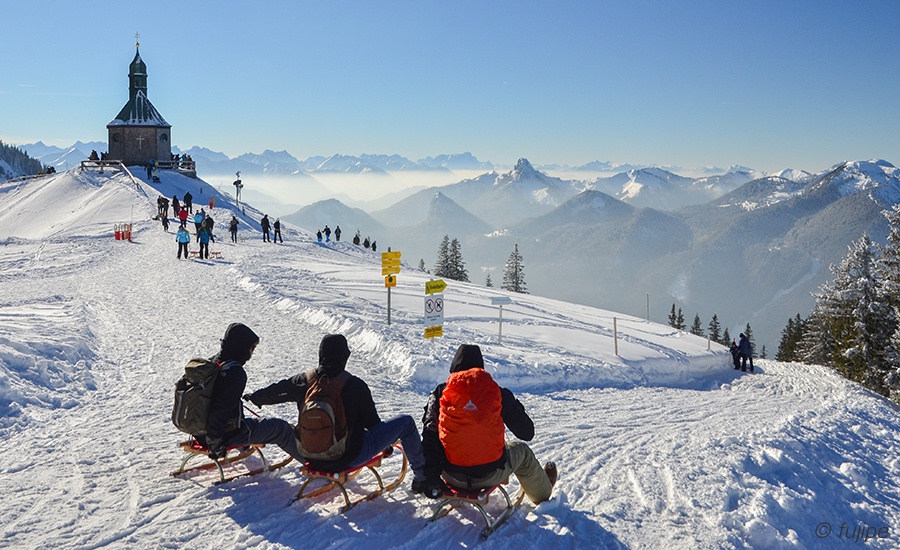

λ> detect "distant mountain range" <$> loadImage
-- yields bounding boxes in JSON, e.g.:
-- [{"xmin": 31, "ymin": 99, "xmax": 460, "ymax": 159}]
[{"xmin": 286, "ymin": 157, "xmax": 900, "ymax": 351}]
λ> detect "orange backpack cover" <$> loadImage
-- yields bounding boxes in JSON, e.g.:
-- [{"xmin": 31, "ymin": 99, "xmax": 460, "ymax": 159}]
[{"xmin": 438, "ymin": 368, "xmax": 505, "ymax": 466}]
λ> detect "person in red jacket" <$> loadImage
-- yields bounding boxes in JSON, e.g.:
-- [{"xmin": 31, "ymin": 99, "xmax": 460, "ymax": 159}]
[{"xmin": 419, "ymin": 344, "xmax": 557, "ymax": 502}]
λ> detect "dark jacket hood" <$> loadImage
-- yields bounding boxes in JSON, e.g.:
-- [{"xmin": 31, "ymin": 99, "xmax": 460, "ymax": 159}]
[
  {"xmin": 218, "ymin": 323, "xmax": 259, "ymax": 363},
  {"xmin": 449, "ymin": 344, "xmax": 484, "ymax": 373},
  {"xmin": 318, "ymin": 334, "xmax": 351, "ymax": 376}
]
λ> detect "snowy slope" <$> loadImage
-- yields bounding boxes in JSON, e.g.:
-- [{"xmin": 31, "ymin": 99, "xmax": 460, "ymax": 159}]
[{"xmin": 1, "ymin": 169, "xmax": 899, "ymax": 549}]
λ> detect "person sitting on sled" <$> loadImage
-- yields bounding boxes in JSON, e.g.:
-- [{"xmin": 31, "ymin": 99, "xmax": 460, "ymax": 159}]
[
  {"xmin": 243, "ymin": 333, "xmax": 429, "ymax": 491},
  {"xmin": 418, "ymin": 344, "xmax": 557, "ymax": 502},
  {"xmin": 194, "ymin": 323, "xmax": 308, "ymax": 463}
]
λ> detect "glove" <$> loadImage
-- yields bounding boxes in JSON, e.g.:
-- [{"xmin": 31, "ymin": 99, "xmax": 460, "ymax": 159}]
[
  {"xmin": 412, "ymin": 478, "xmax": 447, "ymax": 499},
  {"xmin": 242, "ymin": 393, "xmax": 261, "ymax": 407}
]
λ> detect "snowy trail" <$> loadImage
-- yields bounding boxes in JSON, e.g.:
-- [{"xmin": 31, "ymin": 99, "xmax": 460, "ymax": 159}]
[{"xmin": 2, "ymin": 170, "xmax": 900, "ymax": 549}]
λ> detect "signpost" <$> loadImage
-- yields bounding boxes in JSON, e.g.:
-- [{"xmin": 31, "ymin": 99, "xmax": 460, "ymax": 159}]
[
  {"xmin": 382, "ymin": 250, "xmax": 401, "ymax": 325},
  {"xmin": 491, "ymin": 296, "xmax": 512, "ymax": 344},
  {"xmin": 425, "ymin": 279, "xmax": 447, "ymax": 338}
]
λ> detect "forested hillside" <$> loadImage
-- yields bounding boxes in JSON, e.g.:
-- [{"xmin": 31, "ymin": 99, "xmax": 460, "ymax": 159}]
[{"xmin": 0, "ymin": 141, "xmax": 44, "ymax": 179}]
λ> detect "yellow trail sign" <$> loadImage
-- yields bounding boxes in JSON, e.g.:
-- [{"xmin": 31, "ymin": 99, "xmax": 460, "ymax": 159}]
[
  {"xmin": 385, "ymin": 275, "xmax": 397, "ymax": 287},
  {"xmin": 382, "ymin": 266, "xmax": 400, "ymax": 276},
  {"xmin": 424, "ymin": 325, "xmax": 443, "ymax": 339},
  {"xmin": 425, "ymin": 279, "xmax": 447, "ymax": 295},
  {"xmin": 381, "ymin": 251, "xmax": 401, "ymax": 261}
]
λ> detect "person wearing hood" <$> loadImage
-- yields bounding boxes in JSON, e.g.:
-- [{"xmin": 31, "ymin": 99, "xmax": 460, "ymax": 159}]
[
  {"xmin": 195, "ymin": 323, "xmax": 307, "ymax": 463},
  {"xmin": 418, "ymin": 344, "xmax": 557, "ymax": 503},
  {"xmin": 245, "ymin": 334, "xmax": 428, "ymax": 486}
]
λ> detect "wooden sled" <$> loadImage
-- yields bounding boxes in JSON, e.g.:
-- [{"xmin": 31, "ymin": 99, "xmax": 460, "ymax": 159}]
[
  {"xmin": 428, "ymin": 481, "xmax": 525, "ymax": 540},
  {"xmin": 291, "ymin": 443, "xmax": 408, "ymax": 513},
  {"xmin": 172, "ymin": 439, "xmax": 293, "ymax": 485}
]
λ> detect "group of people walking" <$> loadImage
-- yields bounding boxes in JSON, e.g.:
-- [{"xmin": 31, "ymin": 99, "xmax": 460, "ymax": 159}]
[
  {"xmin": 193, "ymin": 325, "xmax": 558, "ymax": 504},
  {"xmin": 730, "ymin": 333, "xmax": 755, "ymax": 372}
]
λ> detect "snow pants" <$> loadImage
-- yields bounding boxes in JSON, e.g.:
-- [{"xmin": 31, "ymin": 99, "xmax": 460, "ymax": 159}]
[{"xmin": 443, "ymin": 441, "xmax": 552, "ymax": 504}]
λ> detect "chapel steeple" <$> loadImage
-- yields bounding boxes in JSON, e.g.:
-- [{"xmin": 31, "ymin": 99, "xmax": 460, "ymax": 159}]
[{"xmin": 128, "ymin": 33, "xmax": 148, "ymax": 102}]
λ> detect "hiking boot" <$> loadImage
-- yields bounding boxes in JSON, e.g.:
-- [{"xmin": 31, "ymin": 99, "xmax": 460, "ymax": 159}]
[{"xmin": 544, "ymin": 461, "xmax": 558, "ymax": 488}]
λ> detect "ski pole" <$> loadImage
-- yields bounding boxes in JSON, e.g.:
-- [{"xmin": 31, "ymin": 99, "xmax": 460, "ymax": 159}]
[{"xmin": 243, "ymin": 404, "xmax": 261, "ymax": 418}]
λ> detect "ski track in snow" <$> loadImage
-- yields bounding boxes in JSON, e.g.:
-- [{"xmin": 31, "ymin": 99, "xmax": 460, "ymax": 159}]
[{"xmin": 1, "ymin": 170, "xmax": 899, "ymax": 549}]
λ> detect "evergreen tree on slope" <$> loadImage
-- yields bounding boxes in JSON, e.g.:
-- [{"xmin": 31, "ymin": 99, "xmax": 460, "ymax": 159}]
[{"xmin": 502, "ymin": 244, "xmax": 528, "ymax": 294}]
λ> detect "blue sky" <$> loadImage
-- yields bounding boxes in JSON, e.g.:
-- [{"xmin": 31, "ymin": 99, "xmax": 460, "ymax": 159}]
[{"xmin": 3, "ymin": 1, "xmax": 898, "ymax": 173}]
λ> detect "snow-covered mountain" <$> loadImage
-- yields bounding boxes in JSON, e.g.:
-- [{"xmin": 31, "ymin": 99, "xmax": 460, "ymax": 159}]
[{"xmin": 2, "ymin": 166, "xmax": 899, "ymax": 549}]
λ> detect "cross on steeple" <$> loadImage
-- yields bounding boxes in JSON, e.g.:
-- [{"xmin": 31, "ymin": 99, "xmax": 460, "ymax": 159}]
[{"xmin": 135, "ymin": 32, "xmax": 140, "ymax": 47}]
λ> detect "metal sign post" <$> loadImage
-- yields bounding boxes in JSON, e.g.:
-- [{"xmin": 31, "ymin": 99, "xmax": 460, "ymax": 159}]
[
  {"xmin": 491, "ymin": 296, "xmax": 512, "ymax": 344},
  {"xmin": 382, "ymin": 249, "xmax": 401, "ymax": 326}
]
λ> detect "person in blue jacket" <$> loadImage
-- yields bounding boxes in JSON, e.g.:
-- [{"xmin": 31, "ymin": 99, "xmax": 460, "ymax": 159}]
[
  {"xmin": 176, "ymin": 226, "xmax": 191, "ymax": 259},
  {"xmin": 198, "ymin": 226, "xmax": 211, "ymax": 259}
]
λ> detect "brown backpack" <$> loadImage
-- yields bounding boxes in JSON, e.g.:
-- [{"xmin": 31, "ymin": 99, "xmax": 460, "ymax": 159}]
[{"xmin": 296, "ymin": 369, "xmax": 351, "ymax": 460}]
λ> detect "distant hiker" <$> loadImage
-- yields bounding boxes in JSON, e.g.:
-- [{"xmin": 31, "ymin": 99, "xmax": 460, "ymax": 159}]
[
  {"xmin": 183, "ymin": 191, "xmax": 193, "ymax": 214},
  {"xmin": 160, "ymin": 212, "xmax": 169, "ymax": 232},
  {"xmin": 418, "ymin": 344, "xmax": 557, "ymax": 502},
  {"xmin": 363, "ymin": 237, "xmax": 370, "ymax": 249},
  {"xmin": 244, "ymin": 334, "xmax": 428, "ymax": 489},
  {"xmin": 229, "ymin": 215, "xmax": 239, "ymax": 243},
  {"xmin": 273, "ymin": 218, "xmax": 283, "ymax": 243},
  {"xmin": 334, "ymin": 225, "xmax": 342, "ymax": 242},
  {"xmin": 161, "ymin": 196, "xmax": 170, "ymax": 218},
  {"xmin": 172, "ymin": 195, "xmax": 181, "ymax": 217},
  {"xmin": 191, "ymin": 323, "xmax": 308, "ymax": 464},
  {"xmin": 323, "ymin": 225, "xmax": 331, "ymax": 242},
  {"xmin": 730, "ymin": 341, "xmax": 740, "ymax": 370},
  {"xmin": 157, "ymin": 195, "xmax": 167, "ymax": 217},
  {"xmin": 204, "ymin": 215, "xmax": 215, "ymax": 243},
  {"xmin": 316, "ymin": 230, "xmax": 323, "ymax": 243},
  {"xmin": 738, "ymin": 333, "xmax": 754, "ymax": 373},
  {"xmin": 353, "ymin": 231, "xmax": 361, "ymax": 246},
  {"xmin": 176, "ymin": 226, "xmax": 191, "ymax": 259},
  {"xmin": 194, "ymin": 211, "xmax": 205, "ymax": 237},
  {"xmin": 261, "ymin": 215, "xmax": 271, "ymax": 242},
  {"xmin": 209, "ymin": 196, "xmax": 215, "ymax": 210},
  {"xmin": 371, "ymin": 240, "xmax": 377, "ymax": 252},
  {"xmin": 178, "ymin": 207, "xmax": 189, "ymax": 228},
  {"xmin": 198, "ymin": 226, "xmax": 211, "ymax": 259}
]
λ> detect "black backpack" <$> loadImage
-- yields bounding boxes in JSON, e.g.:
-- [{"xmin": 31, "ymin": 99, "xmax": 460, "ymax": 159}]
[
  {"xmin": 297, "ymin": 369, "xmax": 351, "ymax": 460},
  {"xmin": 171, "ymin": 358, "xmax": 221, "ymax": 435}
]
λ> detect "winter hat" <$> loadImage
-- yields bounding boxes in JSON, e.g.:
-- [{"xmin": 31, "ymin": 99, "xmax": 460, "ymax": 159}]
[
  {"xmin": 318, "ymin": 334, "xmax": 351, "ymax": 375},
  {"xmin": 219, "ymin": 323, "xmax": 259, "ymax": 363},
  {"xmin": 449, "ymin": 344, "xmax": 484, "ymax": 373}
]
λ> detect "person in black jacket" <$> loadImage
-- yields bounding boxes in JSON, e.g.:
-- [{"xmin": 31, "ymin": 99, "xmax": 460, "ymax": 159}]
[
  {"xmin": 261, "ymin": 215, "xmax": 271, "ymax": 242},
  {"xmin": 245, "ymin": 334, "xmax": 428, "ymax": 487},
  {"xmin": 419, "ymin": 344, "xmax": 557, "ymax": 502},
  {"xmin": 196, "ymin": 323, "xmax": 307, "ymax": 463}
]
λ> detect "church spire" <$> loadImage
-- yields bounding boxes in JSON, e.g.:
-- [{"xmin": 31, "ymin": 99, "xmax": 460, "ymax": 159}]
[{"xmin": 128, "ymin": 32, "xmax": 147, "ymax": 102}]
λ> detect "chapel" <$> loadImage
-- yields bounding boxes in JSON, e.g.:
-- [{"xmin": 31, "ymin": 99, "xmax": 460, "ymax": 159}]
[{"xmin": 106, "ymin": 35, "xmax": 172, "ymax": 166}]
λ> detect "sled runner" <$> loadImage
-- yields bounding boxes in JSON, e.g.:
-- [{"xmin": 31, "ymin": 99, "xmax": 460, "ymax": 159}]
[
  {"xmin": 291, "ymin": 442, "xmax": 408, "ymax": 513},
  {"xmin": 171, "ymin": 439, "xmax": 293, "ymax": 484},
  {"xmin": 428, "ymin": 481, "xmax": 525, "ymax": 540}
]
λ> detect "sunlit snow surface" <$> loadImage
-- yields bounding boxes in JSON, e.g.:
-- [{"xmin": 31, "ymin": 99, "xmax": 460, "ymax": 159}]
[{"xmin": 1, "ymin": 168, "xmax": 898, "ymax": 549}]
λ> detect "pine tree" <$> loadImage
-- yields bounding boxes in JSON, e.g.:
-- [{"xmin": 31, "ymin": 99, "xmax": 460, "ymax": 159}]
[
  {"xmin": 690, "ymin": 313, "xmax": 704, "ymax": 336},
  {"xmin": 707, "ymin": 314, "xmax": 722, "ymax": 343},
  {"xmin": 796, "ymin": 307, "xmax": 833, "ymax": 366},
  {"xmin": 485, "ymin": 273, "xmax": 493, "ymax": 287},
  {"xmin": 775, "ymin": 317, "xmax": 796, "ymax": 361},
  {"xmin": 809, "ymin": 235, "xmax": 893, "ymax": 394},
  {"xmin": 447, "ymin": 238, "xmax": 469, "ymax": 282},
  {"xmin": 418, "ymin": 258, "xmax": 427, "ymax": 272},
  {"xmin": 760, "ymin": 345, "xmax": 767, "ymax": 359},
  {"xmin": 722, "ymin": 327, "xmax": 732, "ymax": 345},
  {"xmin": 877, "ymin": 206, "xmax": 900, "ymax": 400},
  {"xmin": 675, "ymin": 308, "xmax": 685, "ymax": 330},
  {"xmin": 501, "ymin": 244, "xmax": 528, "ymax": 294},
  {"xmin": 433, "ymin": 235, "xmax": 450, "ymax": 278},
  {"xmin": 668, "ymin": 304, "xmax": 678, "ymax": 328}
]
